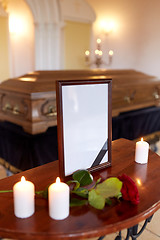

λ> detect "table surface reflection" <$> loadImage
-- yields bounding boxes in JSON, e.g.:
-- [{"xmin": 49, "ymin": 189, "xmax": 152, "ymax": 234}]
[{"xmin": 0, "ymin": 138, "xmax": 159, "ymax": 239}]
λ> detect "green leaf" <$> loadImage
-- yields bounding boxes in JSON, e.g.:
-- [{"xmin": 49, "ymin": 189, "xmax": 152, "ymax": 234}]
[
  {"xmin": 73, "ymin": 170, "xmax": 93, "ymax": 186},
  {"xmin": 96, "ymin": 177, "xmax": 122, "ymax": 199},
  {"xmin": 116, "ymin": 191, "xmax": 122, "ymax": 200},
  {"xmin": 105, "ymin": 198, "xmax": 112, "ymax": 206},
  {"xmin": 92, "ymin": 177, "xmax": 102, "ymax": 189},
  {"xmin": 0, "ymin": 190, "xmax": 13, "ymax": 193},
  {"xmin": 36, "ymin": 185, "xmax": 50, "ymax": 199},
  {"xmin": 88, "ymin": 189, "xmax": 105, "ymax": 210},
  {"xmin": 96, "ymin": 178, "xmax": 102, "ymax": 185},
  {"xmin": 72, "ymin": 187, "xmax": 89, "ymax": 198},
  {"xmin": 67, "ymin": 180, "xmax": 80, "ymax": 190},
  {"xmin": 70, "ymin": 198, "xmax": 88, "ymax": 207}
]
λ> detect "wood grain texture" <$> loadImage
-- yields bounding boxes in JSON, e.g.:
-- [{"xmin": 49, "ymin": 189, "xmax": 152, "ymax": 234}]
[
  {"xmin": 0, "ymin": 138, "xmax": 159, "ymax": 239},
  {"xmin": 0, "ymin": 69, "xmax": 159, "ymax": 134}
]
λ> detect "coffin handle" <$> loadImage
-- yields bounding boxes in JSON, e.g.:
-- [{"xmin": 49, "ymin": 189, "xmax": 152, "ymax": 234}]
[
  {"xmin": 45, "ymin": 105, "xmax": 57, "ymax": 117},
  {"xmin": 153, "ymin": 91, "xmax": 160, "ymax": 99},
  {"xmin": 124, "ymin": 96, "xmax": 131, "ymax": 103},
  {"xmin": 3, "ymin": 103, "xmax": 12, "ymax": 111},
  {"xmin": 12, "ymin": 105, "xmax": 20, "ymax": 115}
]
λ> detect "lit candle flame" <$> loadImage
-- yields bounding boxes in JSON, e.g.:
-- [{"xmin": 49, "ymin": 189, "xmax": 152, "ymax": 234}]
[
  {"xmin": 95, "ymin": 49, "xmax": 99, "ymax": 55},
  {"xmin": 109, "ymin": 50, "xmax": 114, "ymax": 56},
  {"xmin": 99, "ymin": 50, "xmax": 103, "ymax": 56},
  {"xmin": 97, "ymin": 38, "xmax": 101, "ymax": 44},
  {"xmin": 56, "ymin": 177, "xmax": 61, "ymax": 183},
  {"xmin": 21, "ymin": 176, "xmax": 26, "ymax": 182},
  {"xmin": 141, "ymin": 137, "xmax": 143, "ymax": 142},
  {"xmin": 85, "ymin": 50, "xmax": 90, "ymax": 56}
]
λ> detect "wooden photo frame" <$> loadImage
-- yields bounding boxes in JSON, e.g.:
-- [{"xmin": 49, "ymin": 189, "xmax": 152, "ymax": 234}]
[{"xmin": 56, "ymin": 79, "xmax": 112, "ymax": 179}]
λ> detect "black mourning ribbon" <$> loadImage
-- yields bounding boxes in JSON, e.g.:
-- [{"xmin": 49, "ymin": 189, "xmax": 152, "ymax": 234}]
[{"xmin": 91, "ymin": 139, "xmax": 108, "ymax": 168}]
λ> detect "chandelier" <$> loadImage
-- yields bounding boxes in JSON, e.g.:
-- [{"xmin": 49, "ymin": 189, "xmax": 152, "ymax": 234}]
[{"xmin": 85, "ymin": 38, "xmax": 113, "ymax": 68}]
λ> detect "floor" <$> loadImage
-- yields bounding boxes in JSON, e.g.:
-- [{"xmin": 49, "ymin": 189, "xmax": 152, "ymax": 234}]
[{"xmin": 0, "ymin": 149, "xmax": 159, "ymax": 240}]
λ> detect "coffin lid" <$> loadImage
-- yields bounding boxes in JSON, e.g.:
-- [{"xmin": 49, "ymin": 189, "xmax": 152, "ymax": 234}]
[{"xmin": 0, "ymin": 69, "xmax": 158, "ymax": 95}]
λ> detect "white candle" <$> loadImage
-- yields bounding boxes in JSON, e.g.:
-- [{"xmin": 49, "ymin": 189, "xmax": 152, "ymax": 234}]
[
  {"xmin": 135, "ymin": 138, "xmax": 149, "ymax": 164},
  {"xmin": 13, "ymin": 176, "xmax": 35, "ymax": 218},
  {"xmin": 49, "ymin": 177, "xmax": 69, "ymax": 220}
]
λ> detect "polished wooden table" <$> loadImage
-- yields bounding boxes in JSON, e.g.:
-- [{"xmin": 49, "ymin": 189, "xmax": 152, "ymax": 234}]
[{"xmin": 0, "ymin": 138, "xmax": 159, "ymax": 239}]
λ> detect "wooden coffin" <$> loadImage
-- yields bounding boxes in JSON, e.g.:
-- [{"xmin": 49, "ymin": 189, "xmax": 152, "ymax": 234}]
[
  {"xmin": 0, "ymin": 69, "xmax": 159, "ymax": 134},
  {"xmin": 0, "ymin": 74, "xmax": 56, "ymax": 134}
]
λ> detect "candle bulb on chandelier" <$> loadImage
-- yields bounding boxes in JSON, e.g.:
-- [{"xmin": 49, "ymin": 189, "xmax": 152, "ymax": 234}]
[
  {"xmin": 96, "ymin": 38, "xmax": 101, "ymax": 50},
  {"xmin": 109, "ymin": 50, "xmax": 114, "ymax": 56},
  {"xmin": 95, "ymin": 49, "xmax": 99, "ymax": 58},
  {"xmin": 109, "ymin": 50, "xmax": 114, "ymax": 64},
  {"xmin": 85, "ymin": 50, "xmax": 90, "ymax": 62},
  {"xmin": 98, "ymin": 50, "xmax": 103, "ymax": 58}
]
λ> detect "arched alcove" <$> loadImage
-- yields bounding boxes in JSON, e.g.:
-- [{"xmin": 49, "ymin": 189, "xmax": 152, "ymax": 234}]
[
  {"xmin": 25, "ymin": 0, "xmax": 63, "ymax": 70},
  {"xmin": 24, "ymin": 0, "xmax": 96, "ymax": 70}
]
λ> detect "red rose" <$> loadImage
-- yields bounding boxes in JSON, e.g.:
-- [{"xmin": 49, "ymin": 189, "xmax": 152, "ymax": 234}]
[{"xmin": 118, "ymin": 174, "xmax": 140, "ymax": 205}]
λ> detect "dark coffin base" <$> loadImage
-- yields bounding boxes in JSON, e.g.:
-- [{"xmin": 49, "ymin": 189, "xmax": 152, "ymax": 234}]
[
  {"xmin": 112, "ymin": 106, "xmax": 160, "ymax": 140},
  {"xmin": 0, "ymin": 106, "xmax": 160, "ymax": 172},
  {"xmin": 0, "ymin": 121, "xmax": 58, "ymax": 171}
]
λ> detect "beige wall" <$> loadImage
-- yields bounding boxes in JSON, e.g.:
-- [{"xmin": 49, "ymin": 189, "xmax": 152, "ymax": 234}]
[
  {"xmin": 0, "ymin": 16, "xmax": 10, "ymax": 82},
  {"xmin": 8, "ymin": 0, "xmax": 34, "ymax": 77},
  {"xmin": 86, "ymin": 0, "xmax": 160, "ymax": 78},
  {"xmin": 5, "ymin": 0, "xmax": 160, "ymax": 78},
  {"xmin": 64, "ymin": 21, "xmax": 91, "ymax": 69}
]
